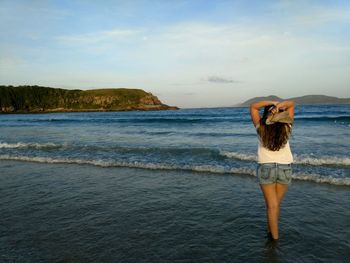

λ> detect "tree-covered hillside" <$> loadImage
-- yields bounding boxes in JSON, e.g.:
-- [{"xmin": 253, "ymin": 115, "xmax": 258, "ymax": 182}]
[{"xmin": 0, "ymin": 85, "xmax": 177, "ymax": 113}]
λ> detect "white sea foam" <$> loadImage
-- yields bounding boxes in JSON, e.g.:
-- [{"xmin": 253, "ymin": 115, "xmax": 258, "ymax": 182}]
[
  {"xmin": 0, "ymin": 154, "xmax": 183, "ymax": 170},
  {"xmin": 0, "ymin": 154, "xmax": 250, "ymax": 175},
  {"xmin": 220, "ymin": 151, "xmax": 350, "ymax": 166},
  {"xmin": 294, "ymin": 155, "xmax": 350, "ymax": 166},
  {"xmin": 219, "ymin": 151, "xmax": 257, "ymax": 161},
  {"xmin": 292, "ymin": 173, "xmax": 350, "ymax": 186},
  {"xmin": 1, "ymin": 154, "xmax": 349, "ymax": 186},
  {"xmin": 2, "ymin": 143, "xmax": 349, "ymax": 167},
  {"xmin": 0, "ymin": 142, "xmax": 62, "ymax": 149}
]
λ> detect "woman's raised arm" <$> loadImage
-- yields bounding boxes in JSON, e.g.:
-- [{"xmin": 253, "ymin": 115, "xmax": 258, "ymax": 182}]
[
  {"xmin": 276, "ymin": 100, "xmax": 295, "ymax": 121},
  {"xmin": 250, "ymin": 100, "xmax": 279, "ymax": 127}
]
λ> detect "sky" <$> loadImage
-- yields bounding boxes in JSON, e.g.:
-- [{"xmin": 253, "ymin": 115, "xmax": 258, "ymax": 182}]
[{"xmin": 1, "ymin": 0, "xmax": 350, "ymax": 108}]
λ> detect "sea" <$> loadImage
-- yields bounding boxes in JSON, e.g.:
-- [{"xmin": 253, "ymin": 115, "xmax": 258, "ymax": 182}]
[{"xmin": 0, "ymin": 105, "xmax": 349, "ymax": 262}]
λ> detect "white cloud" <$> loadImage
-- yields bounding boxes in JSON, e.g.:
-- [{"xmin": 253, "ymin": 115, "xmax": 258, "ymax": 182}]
[
  {"xmin": 207, "ymin": 76, "xmax": 240, "ymax": 84},
  {"xmin": 56, "ymin": 28, "xmax": 140, "ymax": 45}
]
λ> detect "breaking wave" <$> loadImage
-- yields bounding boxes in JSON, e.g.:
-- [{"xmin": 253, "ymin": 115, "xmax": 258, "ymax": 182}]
[
  {"xmin": 221, "ymin": 151, "xmax": 350, "ymax": 166},
  {"xmin": 1, "ymin": 141, "xmax": 349, "ymax": 168},
  {"xmin": 220, "ymin": 151, "xmax": 257, "ymax": 161},
  {"xmin": 295, "ymin": 116, "xmax": 350, "ymax": 122},
  {"xmin": 0, "ymin": 142, "xmax": 63, "ymax": 149},
  {"xmin": 294, "ymin": 155, "xmax": 350, "ymax": 166},
  {"xmin": 1, "ymin": 154, "xmax": 349, "ymax": 186}
]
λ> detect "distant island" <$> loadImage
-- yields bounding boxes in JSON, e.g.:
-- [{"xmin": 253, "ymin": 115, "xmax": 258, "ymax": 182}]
[
  {"xmin": 0, "ymin": 85, "xmax": 178, "ymax": 113},
  {"xmin": 239, "ymin": 95, "xmax": 350, "ymax": 107}
]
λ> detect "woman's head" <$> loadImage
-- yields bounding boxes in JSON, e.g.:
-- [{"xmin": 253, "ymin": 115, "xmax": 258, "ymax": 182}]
[{"xmin": 258, "ymin": 105, "xmax": 292, "ymax": 151}]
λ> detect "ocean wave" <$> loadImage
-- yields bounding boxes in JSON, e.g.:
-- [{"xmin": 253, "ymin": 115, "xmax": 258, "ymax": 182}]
[
  {"xmin": 221, "ymin": 151, "xmax": 350, "ymax": 166},
  {"xmin": 220, "ymin": 151, "xmax": 257, "ymax": 161},
  {"xmin": 2, "ymin": 142, "xmax": 349, "ymax": 167},
  {"xmin": 0, "ymin": 142, "xmax": 222, "ymax": 158},
  {"xmin": 0, "ymin": 142, "xmax": 63, "ymax": 149},
  {"xmin": 294, "ymin": 155, "xmax": 350, "ymax": 166},
  {"xmin": 116, "ymin": 130, "xmax": 255, "ymax": 138},
  {"xmin": 6, "ymin": 116, "xmax": 247, "ymax": 124},
  {"xmin": 0, "ymin": 154, "xmax": 248, "ymax": 174},
  {"xmin": 295, "ymin": 116, "xmax": 350, "ymax": 122},
  {"xmin": 292, "ymin": 173, "xmax": 350, "ymax": 186},
  {"xmin": 1, "ymin": 154, "xmax": 349, "ymax": 186},
  {"xmin": 5, "ymin": 115, "xmax": 350, "ymax": 125}
]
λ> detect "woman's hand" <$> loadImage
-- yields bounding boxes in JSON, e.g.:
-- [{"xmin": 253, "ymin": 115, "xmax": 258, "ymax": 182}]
[
  {"xmin": 250, "ymin": 100, "xmax": 280, "ymax": 127},
  {"xmin": 270, "ymin": 106, "xmax": 278, "ymax": 114},
  {"xmin": 276, "ymin": 100, "xmax": 294, "ymax": 110},
  {"xmin": 276, "ymin": 100, "xmax": 295, "ymax": 120}
]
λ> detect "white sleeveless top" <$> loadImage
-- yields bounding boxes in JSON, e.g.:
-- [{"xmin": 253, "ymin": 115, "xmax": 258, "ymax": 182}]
[{"xmin": 256, "ymin": 124, "xmax": 293, "ymax": 164}]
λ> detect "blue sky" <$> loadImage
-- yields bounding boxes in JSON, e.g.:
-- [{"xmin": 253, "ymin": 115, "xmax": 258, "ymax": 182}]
[{"xmin": 1, "ymin": 0, "xmax": 350, "ymax": 107}]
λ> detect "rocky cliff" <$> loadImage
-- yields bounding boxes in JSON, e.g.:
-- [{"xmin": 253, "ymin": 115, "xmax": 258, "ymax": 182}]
[{"xmin": 0, "ymin": 86, "xmax": 178, "ymax": 113}]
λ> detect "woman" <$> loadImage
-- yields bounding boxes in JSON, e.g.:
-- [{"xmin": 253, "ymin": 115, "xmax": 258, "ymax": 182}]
[{"xmin": 250, "ymin": 100, "xmax": 295, "ymax": 241}]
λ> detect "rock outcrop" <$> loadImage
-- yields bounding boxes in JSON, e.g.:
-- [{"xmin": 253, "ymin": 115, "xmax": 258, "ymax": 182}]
[{"xmin": 0, "ymin": 85, "xmax": 178, "ymax": 113}]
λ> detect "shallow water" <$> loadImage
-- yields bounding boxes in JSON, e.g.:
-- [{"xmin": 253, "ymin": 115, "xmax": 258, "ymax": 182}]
[{"xmin": 0, "ymin": 161, "xmax": 349, "ymax": 262}]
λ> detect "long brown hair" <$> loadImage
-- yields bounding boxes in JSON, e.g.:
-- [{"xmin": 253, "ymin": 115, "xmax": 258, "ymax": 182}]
[{"xmin": 257, "ymin": 105, "xmax": 292, "ymax": 151}]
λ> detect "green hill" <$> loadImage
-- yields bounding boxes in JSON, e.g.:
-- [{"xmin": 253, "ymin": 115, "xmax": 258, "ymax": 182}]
[{"xmin": 0, "ymin": 85, "xmax": 178, "ymax": 113}]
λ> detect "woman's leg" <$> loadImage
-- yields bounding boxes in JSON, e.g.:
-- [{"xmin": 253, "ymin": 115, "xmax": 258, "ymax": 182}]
[
  {"xmin": 260, "ymin": 184, "xmax": 279, "ymax": 239},
  {"xmin": 276, "ymin": 183, "xmax": 289, "ymax": 221},
  {"xmin": 260, "ymin": 183, "xmax": 289, "ymax": 240}
]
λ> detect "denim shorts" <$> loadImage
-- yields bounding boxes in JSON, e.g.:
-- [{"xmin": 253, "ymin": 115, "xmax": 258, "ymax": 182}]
[{"xmin": 257, "ymin": 163, "xmax": 292, "ymax": 185}]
